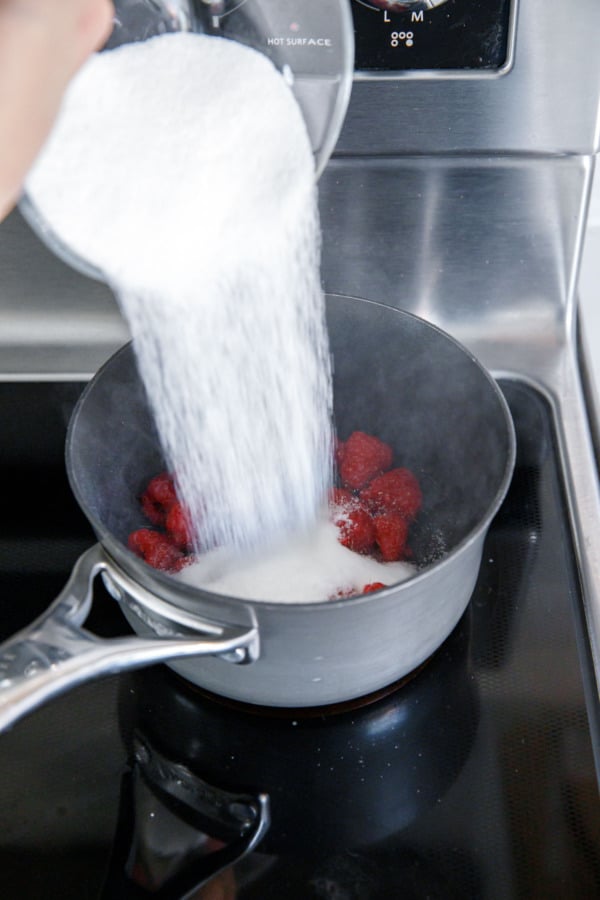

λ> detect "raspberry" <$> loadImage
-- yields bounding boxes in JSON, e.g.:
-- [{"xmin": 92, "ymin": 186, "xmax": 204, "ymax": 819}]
[
  {"xmin": 373, "ymin": 512, "xmax": 409, "ymax": 562},
  {"xmin": 335, "ymin": 438, "xmax": 346, "ymax": 469},
  {"xmin": 363, "ymin": 582, "xmax": 386, "ymax": 593},
  {"xmin": 165, "ymin": 501, "xmax": 194, "ymax": 551},
  {"xmin": 334, "ymin": 506, "xmax": 375, "ymax": 554},
  {"xmin": 170, "ymin": 554, "xmax": 196, "ymax": 573},
  {"xmin": 146, "ymin": 472, "xmax": 177, "ymax": 507},
  {"xmin": 140, "ymin": 472, "xmax": 178, "ymax": 526},
  {"xmin": 360, "ymin": 467, "xmax": 422, "ymax": 521},
  {"xmin": 128, "ymin": 528, "xmax": 183, "ymax": 572},
  {"xmin": 339, "ymin": 431, "xmax": 393, "ymax": 490}
]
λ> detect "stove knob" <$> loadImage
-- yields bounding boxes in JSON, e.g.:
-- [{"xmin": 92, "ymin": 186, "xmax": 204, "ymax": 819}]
[{"xmin": 357, "ymin": 0, "xmax": 450, "ymax": 11}]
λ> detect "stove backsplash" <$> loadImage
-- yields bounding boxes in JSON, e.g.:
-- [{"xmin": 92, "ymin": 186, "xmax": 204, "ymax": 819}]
[
  {"xmin": 0, "ymin": 0, "xmax": 598, "ymax": 378},
  {"xmin": 318, "ymin": 154, "xmax": 591, "ymax": 361}
]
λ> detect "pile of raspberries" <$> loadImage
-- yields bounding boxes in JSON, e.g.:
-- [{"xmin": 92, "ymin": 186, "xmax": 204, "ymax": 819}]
[{"xmin": 127, "ymin": 430, "xmax": 422, "ymax": 597}]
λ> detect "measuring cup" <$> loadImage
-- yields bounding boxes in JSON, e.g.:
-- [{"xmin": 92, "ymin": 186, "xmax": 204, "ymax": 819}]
[{"xmin": 20, "ymin": 0, "xmax": 354, "ymax": 281}]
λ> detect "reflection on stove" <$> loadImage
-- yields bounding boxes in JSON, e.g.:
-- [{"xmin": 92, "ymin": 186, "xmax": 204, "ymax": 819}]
[{"xmin": 103, "ymin": 612, "xmax": 478, "ymax": 897}]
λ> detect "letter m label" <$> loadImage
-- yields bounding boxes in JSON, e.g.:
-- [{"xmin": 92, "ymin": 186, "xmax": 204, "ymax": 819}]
[{"xmin": 411, "ymin": 10, "xmax": 424, "ymax": 22}]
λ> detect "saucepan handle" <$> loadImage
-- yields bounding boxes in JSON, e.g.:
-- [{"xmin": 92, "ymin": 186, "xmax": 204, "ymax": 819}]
[
  {"xmin": 0, "ymin": 543, "xmax": 259, "ymax": 734},
  {"xmin": 102, "ymin": 735, "xmax": 270, "ymax": 899}
]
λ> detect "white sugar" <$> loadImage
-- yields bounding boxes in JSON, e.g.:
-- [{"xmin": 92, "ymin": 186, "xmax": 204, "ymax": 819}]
[
  {"xmin": 177, "ymin": 518, "xmax": 415, "ymax": 604},
  {"xmin": 27, "ymin": 33, "xmax": 333, "ymax": 553}
]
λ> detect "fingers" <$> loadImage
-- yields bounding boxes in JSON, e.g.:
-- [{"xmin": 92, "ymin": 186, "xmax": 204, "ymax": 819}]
[{"xmin": 72, "ymin": 0, "xmax": 115, "ymax": 71}]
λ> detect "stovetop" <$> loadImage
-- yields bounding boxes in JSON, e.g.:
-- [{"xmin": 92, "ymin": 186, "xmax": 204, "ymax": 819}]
[{"xmin": 0, "ymin": 377, "xmax": 598, "ymax": 898}]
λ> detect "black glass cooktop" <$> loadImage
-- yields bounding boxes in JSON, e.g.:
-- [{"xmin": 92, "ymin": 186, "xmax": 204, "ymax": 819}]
[{"xmin": 0, "ymin": 379, "xmax": 598, "ymax": 898}]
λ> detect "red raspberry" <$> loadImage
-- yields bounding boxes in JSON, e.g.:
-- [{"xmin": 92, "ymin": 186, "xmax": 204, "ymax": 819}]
[
  {"xmin": 128, "ymin": 528, "xmax": 183, "ymax": 572},
  {"xmin": 363, "ymin": 582, "xmax": 386, "ymax": 593},
  {"xmin": 334, "ymin": 506, "xmax": 375, "ymax": 554},
  {"xmin": 360, "ymin": 467, "xmax": 422, "ymax": 521},
  {"xmin": 140, "ymin": 472, "xmax": 178, "ymax": 526},
  {"xmin": 146, "ymin": 472, "xmax": 177, "ymax": 506},
  {"xmin": 165, "ymin": 502, "xmax": 194, "ymax": 551},
  {"xmin": 373, "ymin": 512, "xmax": 409, "ymax": 562},
  {"xmin": 170, "ymin": 554, "xmax": 196, "ymax": 573},
  {"xmin": 339, "ymin": 431, "xmax": 393, "ymax": 490}
]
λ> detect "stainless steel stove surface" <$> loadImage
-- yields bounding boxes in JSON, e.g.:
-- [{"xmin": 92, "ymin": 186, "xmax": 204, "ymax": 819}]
[
  {"xmin": 0, "ymin": 379, "xmax": 597, "ymax": 898},
  {"xmin": 1, "ymin": 0, "xmax": 600, "ymax": 896}
]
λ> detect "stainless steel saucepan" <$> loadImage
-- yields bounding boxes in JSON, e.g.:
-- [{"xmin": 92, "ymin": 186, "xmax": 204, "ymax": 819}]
[{"xmin": 0, "ymin": 295, "xmax": 515, "ymax": 730}]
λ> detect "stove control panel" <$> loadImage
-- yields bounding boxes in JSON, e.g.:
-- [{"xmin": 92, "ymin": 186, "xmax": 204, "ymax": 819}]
[
  {"xmin": 358, "ymin": 1, "xmax": 450, "ymax": 10},
  {"xmin": 352, "ymin": 0, "xmax": 513, "ymax": 72}
]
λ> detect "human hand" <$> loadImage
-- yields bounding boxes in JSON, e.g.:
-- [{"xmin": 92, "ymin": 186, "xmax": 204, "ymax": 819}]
[{"xmin": 0, "ymin": 0, "xmax": 114, "ymax": 220}]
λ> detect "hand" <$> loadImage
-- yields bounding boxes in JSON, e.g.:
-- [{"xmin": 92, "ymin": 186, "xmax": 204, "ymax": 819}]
[{"xmin": 0, "ymin": 0, "xmax": 114, "ymax": 220}]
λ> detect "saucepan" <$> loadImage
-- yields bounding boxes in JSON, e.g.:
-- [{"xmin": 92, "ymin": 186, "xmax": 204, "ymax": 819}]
[{"xmin": 0, "ymin": 295, "xmax": 515, "ymax": 731}]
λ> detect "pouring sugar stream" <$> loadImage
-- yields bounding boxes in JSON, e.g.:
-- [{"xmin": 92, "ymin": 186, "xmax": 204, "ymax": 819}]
[{"xmin": 25, "ymin": 31, "xmax": 416, "ymax": 600}]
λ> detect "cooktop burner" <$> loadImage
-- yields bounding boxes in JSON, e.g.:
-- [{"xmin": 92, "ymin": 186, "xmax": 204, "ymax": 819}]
[{"xmin": 0, "ymin": 378, "xmax": 598, "ymax": 898}]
